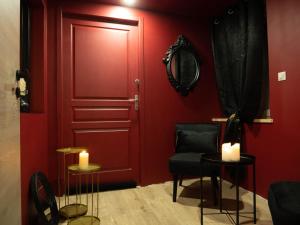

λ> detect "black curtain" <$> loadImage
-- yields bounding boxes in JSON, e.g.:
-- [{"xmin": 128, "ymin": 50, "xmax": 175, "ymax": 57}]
[{"xmin": 212, "ymin": 0, "xmax": 268, "ymax": 144}]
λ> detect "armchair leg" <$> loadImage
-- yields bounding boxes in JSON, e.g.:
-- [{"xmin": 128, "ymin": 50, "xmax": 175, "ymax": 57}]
[
  {"xmin": 179, "ymin": 175, "xmax": 183, "ymax": 186},
  {"xmin": 211, "ymin": 176, "xmax": 219, "ymax": 206},
  {"xmin": 173, "ymin": 174, "xmax": 178, "ymax": 202}
]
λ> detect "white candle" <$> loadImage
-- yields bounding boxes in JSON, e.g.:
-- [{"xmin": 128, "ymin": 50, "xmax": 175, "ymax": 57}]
[
  {"xmin": 222, "ymin": 142, "xmax": 240, "ymax": 161},
  {"xmin": 79, "ymin": 150, "xmax": 89, "ymax": 170},
  {"xmin": 231, "ymin": 143, "xmax": 240, "ymax": 161},
  {"xmin": 222, "ymin": 143, "xmax": 232, "ymax": 161}
]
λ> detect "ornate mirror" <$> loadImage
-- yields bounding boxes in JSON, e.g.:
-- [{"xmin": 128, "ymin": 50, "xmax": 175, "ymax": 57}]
[{"xmin": 163, "ymin": 35, "xmax": 200, "ymax": 96}]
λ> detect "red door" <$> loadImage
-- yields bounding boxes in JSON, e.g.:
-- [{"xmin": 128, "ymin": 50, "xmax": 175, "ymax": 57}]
[{"xmin": 59, "ymin": 15, "xmax": 140, "ymax": 184}]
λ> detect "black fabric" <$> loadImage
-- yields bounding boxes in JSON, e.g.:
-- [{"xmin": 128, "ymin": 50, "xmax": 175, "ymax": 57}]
[
  {"xmin": 176, "ymin": 130, "xmax": 218, "ymax": 153},
  {"xmin": 223, "ymin": 113, "xmax": 241, "ymax": 144},
  {"xmin": 169, "ymin": 153, "xmax": 219, "ymax": 176},
  {"xmin": 268, "ymin": 182, "xmax": 300, "ymax": 225},
  {"xmin": 212, "ymin": 0, "xmax": 268, "ymax": 124}
]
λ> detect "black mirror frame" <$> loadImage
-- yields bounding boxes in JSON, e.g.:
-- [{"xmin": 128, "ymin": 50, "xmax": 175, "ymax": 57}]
[
  {"xmin": 162, "ymin": 35, "xmax": 201, "ymax": 96},
  {"xmin": 30, "ymin": 172, "xmax": 59, "ymax": 225}
]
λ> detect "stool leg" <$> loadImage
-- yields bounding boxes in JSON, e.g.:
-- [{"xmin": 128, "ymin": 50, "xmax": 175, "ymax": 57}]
[
  {"xmin": 97, "ymin": 173, "xmax": 99, "ymax": 218},
  {"xmin": 173, "ymin": 174, "xmax": 178, "ymax": 202},
  {"xmin": 92, "ymin": 174, "xmax": 94, "ymax": 217},
  {"xmin": 179, "ymin": 175, "xmax": 183, "ymax": 186}
]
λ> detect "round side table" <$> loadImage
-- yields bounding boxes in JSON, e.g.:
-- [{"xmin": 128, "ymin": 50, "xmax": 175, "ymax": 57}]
[
  {"xmin": 67, "ymin": 163, "xmax": 101, "ymax": 225},
  {"xmin": 200, "ymin": 153, "xmax": 256, "ymax": 225},
  {"xmin": 56, "ymin": 147, "xmax": 89, "ymax": 219}
]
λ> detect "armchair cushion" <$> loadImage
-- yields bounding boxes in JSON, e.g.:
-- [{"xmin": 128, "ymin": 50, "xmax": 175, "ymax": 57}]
[
  {"xmin": 169, "ymin": 152, "xmax": 219, "ymax": 176},
  {"xmin": 176, "ymin": 130, "xmax": 218, "ymax": 153}
]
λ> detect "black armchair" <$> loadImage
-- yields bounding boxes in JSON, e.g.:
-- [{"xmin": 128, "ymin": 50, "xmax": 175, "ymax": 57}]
[
  {"xmin": 169, "ymin": 123, "xmax": 221, "ymax": 202},
  {"xmin": 268, "ymin": 181, "xmax": 300, "ymax": 225}
]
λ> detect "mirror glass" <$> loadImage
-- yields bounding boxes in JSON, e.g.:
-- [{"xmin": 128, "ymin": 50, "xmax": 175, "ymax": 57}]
[
  {"xmin": 171, "ymin": 49, "xmax": 198, "ymax": 87},
  {"xmin": 163, "ymin": 35, "xmax": 200, "ymax": 96}
]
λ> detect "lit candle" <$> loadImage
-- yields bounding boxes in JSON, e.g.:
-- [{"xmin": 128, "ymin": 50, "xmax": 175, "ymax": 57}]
[
  {"xmin": 222, "ymin": 143, "xmax": 232, "ymax": 161},
  {"xmin": 222, "ymin": 142, "xmax": 240, "ymax": 161},
  {"xmin": 79, "ymin": 150, "xmax": 89, "ymax": 170},
  {"xmin": 231, "ymin": 143, "xmax": 240, "ymax": 161}
]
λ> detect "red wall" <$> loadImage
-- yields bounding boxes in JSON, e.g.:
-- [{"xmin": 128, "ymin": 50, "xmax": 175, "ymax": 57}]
[
  {"xmin": 21, "ymin": 2, "xmax": 300, "ymax": 224},
  {"xmin": 45, "ymin": 1, "xmax": 220, "ymax": 186},
  {"xmin": 46, "ymin": 0, "xmax": 300, "ymax": 198},
  {"xmin": 20, "ymin": 114, "xmax": 48, "ymax": 225},
  {"xmin": 240, "ymin": 0, "xmax": 300, "ymax": 197},
  {"xmin": 141, "ymin": 14, "xmax": 220, "ymax": 184}
]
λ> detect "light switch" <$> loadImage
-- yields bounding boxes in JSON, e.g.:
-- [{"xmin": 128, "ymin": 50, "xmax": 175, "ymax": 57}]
[{"xmin": 278, "ymin": 71, "xmax": 286, "ymax": 81}]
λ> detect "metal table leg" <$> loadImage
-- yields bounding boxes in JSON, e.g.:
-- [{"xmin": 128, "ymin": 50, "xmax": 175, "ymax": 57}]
[
  {"xmin": 220, "ymin": 166, "xmax": 222, "ymax": 213},
  {"xmin": 200, "ymin": 161, "xmax": 203, "ymax": 225},
  {"xmin": 253, "ymin": 161, "xmax": 256, "ymax": 224},
  {"xmin": 200, "ymin": 175, "xmax": 203, "ymax": 225},
  {"xmin": 235, "ymin": 165, "xmax": 239, "ymax": 225}
]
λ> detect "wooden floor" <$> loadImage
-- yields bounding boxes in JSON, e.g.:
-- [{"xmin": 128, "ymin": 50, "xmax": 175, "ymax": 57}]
[{"xmin": 59, "ymin": 179, "xmax": 273, "ymax": 225}]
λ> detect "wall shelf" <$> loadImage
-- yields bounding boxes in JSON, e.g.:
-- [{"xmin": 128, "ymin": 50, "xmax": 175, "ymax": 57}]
[{"xmin": 212, "ymin": 118, "xmax": 274, "ymax": 124}]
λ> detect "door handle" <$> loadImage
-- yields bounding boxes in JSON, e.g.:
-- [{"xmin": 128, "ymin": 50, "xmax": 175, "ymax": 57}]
[{"xmin": 129, "ymin": 94, "xmax": 139, "ymax": 111}]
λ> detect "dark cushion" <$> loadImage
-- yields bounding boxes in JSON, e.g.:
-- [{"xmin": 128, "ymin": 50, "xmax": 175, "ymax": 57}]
[
  {"xmin": 176, "ymin": 130, "xmax": 218, "ymax": 153},
  {"xmin": 169, "ymin": 153, "xmax": 219, "ymax": 176},
  {"xmin": 176, "ymin": 123, "xmax": 220, "ymax": 134},
  {"xmin": 268, "ymin": 181, "xmax": 300, "ymax": 225}
]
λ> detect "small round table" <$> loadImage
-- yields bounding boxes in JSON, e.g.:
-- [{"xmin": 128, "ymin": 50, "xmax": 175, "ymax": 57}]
[
  {"xmin": 67, "ymin": 163, "xmax": 101, "ymax": 225},
  {"xmin": 56, "ymin": 147, "xmax": 89, "ymax": 219},
  {"xmin": 200, "ymin": 153, "xmax": 256, "ymax": 225}
]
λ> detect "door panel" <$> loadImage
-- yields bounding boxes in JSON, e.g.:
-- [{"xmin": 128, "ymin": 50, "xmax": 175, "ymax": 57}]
[
  {"xmin": 74, "ymin": 129, "xmax": 130, "ymax": 169},
  {"xmin": 0, "ymin": 0, "xmax": 21, "ymax": 224},
  {"xmin": 60, "ymin": 16, "xmax": 140, "ymax": 184},
  {"xmin": 73, "ymin": 107, "xmax": 129, "ymax": 121},
  {"xmin": 74, "ymin": 25, "xmax": 129, "ymax": 98}
]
